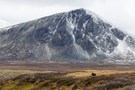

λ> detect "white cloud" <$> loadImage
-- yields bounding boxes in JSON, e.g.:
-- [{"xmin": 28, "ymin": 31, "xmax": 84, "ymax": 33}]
[{"xmin": 0, "ymin": 0, "xmax": 135, "ymax": 35}]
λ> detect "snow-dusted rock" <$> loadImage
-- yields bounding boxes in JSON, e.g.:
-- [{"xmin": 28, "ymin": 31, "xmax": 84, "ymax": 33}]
[{"xmin": 0, "ymin": 8, "xmax": 135, "ymax": 63}]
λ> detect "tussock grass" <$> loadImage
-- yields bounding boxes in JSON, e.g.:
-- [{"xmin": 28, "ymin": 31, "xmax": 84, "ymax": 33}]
[{"xmin": 0, "ymin": 69, "xmax": 135, "ymax": 90}]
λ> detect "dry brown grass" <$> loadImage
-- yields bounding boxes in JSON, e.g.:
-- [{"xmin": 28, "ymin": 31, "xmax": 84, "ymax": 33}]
[
  {"xmin": 1, "ymin": 72, "xmax": 135, "ymax": 90},
  {"xmin": 1, "ymin": 69, "xmax": 135, "ymax": 79},
  {"xmin": 0, "ymin": 69, "xmax": 57, "ymax": 83},
  {"xmin": 1, "ymin": 62, "xmax": 135, "ymax": 90},
  {"xmin": 65, "ymin": 69, "xmax": 135, "ymax": 78}
]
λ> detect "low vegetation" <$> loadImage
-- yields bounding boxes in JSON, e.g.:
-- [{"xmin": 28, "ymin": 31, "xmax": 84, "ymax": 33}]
[
  {"xmin": 0, "ymin": 71, "xmax": 135, "ymax": 90},
  {"xmin": 0, "ymin": 63, "xmax": 135, "ymax": 90}
]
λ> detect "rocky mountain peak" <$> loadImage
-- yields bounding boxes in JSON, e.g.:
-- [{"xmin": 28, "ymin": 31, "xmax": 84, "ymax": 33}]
[{"xmin": 0, "ymin": 9, "xmax": 135, "ymax": 64}]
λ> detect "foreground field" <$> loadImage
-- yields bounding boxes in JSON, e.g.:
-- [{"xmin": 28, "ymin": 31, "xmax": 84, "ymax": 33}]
[
  {"xmin": 0, "ymin": 61, "xmax": 135, "ymax": 90},
  {"xmin": 0, "ymin": 72, "xmax": 135, "ymax": 90},
  {"xmin": 0, "ymin": 69, "xmax": 135, "ymax": 90}
]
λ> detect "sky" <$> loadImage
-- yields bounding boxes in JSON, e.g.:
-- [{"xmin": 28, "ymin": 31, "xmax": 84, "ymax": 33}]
[{"xmin": 0, "ymin": 0, "xmax": 135, "ymax": 35}]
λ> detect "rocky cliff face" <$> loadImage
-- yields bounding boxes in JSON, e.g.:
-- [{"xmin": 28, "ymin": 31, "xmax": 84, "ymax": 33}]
[{"xmin": 0, "ymin": 8, "xmax": 135, "ymax": 62}]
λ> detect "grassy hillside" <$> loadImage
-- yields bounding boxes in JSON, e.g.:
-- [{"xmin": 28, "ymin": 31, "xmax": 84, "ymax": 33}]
[{"xmin": 0, "ymin": 70, "xmax": 135, "ymax": 90}]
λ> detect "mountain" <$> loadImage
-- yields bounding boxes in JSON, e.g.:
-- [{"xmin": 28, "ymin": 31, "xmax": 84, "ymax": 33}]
[{"xmin": 0, "ymin": 8, "xmax": 135, "ymax": 63}]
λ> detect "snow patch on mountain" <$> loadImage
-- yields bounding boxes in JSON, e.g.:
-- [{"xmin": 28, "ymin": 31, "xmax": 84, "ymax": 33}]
[{"xmin": 0, "ymin": 19, "xmax": 9, "ymax": 28}]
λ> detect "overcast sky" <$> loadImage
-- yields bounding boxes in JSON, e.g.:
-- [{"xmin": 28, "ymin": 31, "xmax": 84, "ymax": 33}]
[{"xmin": 0, "ymin": 0, "xmax": 135, "ymax": 35}]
